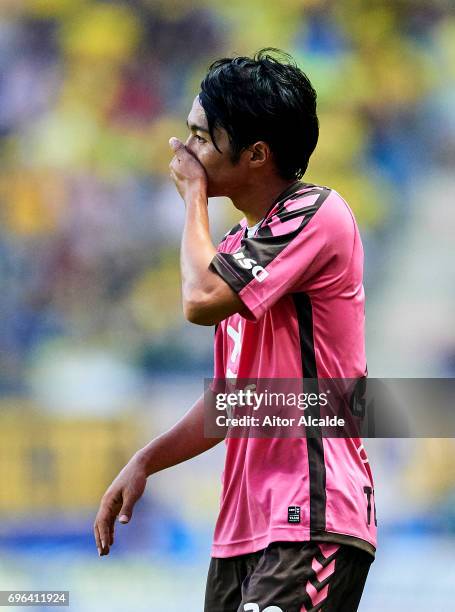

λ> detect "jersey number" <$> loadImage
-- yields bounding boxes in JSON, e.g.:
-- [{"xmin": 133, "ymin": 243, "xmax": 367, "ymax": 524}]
[{"xmin": 363, "ymin": 486, "xmax": 377, "ymax": 526}]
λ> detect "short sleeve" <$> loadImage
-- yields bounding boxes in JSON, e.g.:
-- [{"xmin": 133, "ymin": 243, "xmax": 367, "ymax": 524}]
[{"xmin": 210, "ymin": 187, "xmax": 343, "ymax": 321}]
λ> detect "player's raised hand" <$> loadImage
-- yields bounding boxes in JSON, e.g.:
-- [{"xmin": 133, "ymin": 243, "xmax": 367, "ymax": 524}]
[
  {"xmin": 93, "ymin": 453, "xmax": 147, "ymax": 556},
  {"xmin": 169, "ymin": 137, "xmax": 207, "ymax": 201}
]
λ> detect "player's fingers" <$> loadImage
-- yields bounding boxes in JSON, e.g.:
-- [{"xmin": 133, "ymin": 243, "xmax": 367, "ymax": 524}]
[
  {"xmin": 169, "ymin": 137, "xmax": 185, "ymax": 152},
  {"xmin": 97, "ymin": 511, "xmax": 114, "ymax": 555},
  {"xmin": 169, "ymin": 154, "xmax": 185, "ymax": 181},
  {"xmin": 93, "ymin": 522, "xmax": 102, "ymax": 556},
  {"xmin": 118, "ymin": 490, "xmax": 137, "ymax": 524},
  {"xmin": 169, "ymin": 159, "xmax": 179, "ymax": 174}
]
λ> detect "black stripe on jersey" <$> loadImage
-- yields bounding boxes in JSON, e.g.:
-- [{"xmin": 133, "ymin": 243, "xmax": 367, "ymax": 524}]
[
  {"xmin": 248, "ymin": 180, "xmax": 304, "ymax": 232},
  {"xmin": 239, "ymin": 187, "xmax": 330, "ymax": 268},
  {"xmin": 220, "ymin": 183, "xmax": 307, "ymax": 244},
  {"xmin": 218, "ymin": 223, "xmax": 243, "ymax": 247},
  {"xmin": 272, "ymin": 184, "xmax": 325, "ymax": 212},
  {"xmin": 276, "ymin": 203, "xmax": 321, "ymax": 224},
  {"xmin": 275, "ymin": 187, "xmax": 330, "ymax": 219},
  {"xmin": 228, "ymin": 223, "xmax": 242, "ymax": 236},
  {"xmin": 210, "ymin": 186, "xmax": 330, "ymax": 294},
  {"xmin": 292, "ymin": 292, "xmax": 327, "ymax": 536},
  {"xmin": 256, "ymin": 224, "xmax": 273, "ymax": 238},
  {"xmin": 292, "ymin": 293, "xmax": 318, "ymax": 379},
  {"xmin": 272, "ymin": 180, "xmax": 306, "ymax": 208},
  {"xmin": 210, "ymin": 251, "xmax": 257, "ymax": 294}
]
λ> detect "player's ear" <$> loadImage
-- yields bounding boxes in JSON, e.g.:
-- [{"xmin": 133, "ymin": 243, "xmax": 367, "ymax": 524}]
[{"xmin": 247, "ymin": 141, "xmax": 270, "ymax": 169}]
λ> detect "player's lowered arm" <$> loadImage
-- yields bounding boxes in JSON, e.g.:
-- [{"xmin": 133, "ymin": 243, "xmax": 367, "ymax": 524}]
[
  {"xmin": 137, "ymin": 390, "xmax": 223, "ymax": 476},
  {"xmin": 94, "ymin": 391, "xmax": 223, "ymax": 557}
]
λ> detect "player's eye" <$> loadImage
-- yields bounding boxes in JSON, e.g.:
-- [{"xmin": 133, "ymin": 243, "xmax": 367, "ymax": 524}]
[{"xmin": 193, "ymin": 134, "xmax": 207, "ymax": 144}]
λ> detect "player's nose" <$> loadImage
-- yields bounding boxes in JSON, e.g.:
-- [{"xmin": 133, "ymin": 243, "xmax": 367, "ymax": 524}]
[{"xmin": 184, "ymin": 137, "xmax": 200, "ymax": 161}]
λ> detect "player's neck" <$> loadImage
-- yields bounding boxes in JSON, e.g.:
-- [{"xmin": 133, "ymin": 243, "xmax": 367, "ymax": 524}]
[{"xmin": 231, "ymin": 177, "xmax": 298, "ymax": 227}]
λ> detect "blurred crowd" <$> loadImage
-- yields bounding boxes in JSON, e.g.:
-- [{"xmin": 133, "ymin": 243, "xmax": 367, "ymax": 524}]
[{"xmin": 0, "ymin": 0, "xmax": 453, "ymax": 394}]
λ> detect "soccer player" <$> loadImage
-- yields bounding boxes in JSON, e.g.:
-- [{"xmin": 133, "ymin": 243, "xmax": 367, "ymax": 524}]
[{"xmin": 94, "ymin": 49, "xmax": 376, "ymax": 611}]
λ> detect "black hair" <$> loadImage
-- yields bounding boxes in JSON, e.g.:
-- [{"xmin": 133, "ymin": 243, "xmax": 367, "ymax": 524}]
[{"xmin": 199, "ymin": 48, "xmax": 319, "ymax": 180}]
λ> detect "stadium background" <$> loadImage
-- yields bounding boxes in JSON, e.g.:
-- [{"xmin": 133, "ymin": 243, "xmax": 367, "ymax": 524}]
[{"xmin": 0, "ymin": 0, "xmax": 454, "ymax": 609}]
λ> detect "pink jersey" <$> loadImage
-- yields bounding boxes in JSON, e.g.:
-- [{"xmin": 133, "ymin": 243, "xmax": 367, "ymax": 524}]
[{"xmin": 209, "ymin": 182, "xmax": 377, "ymax": 559}]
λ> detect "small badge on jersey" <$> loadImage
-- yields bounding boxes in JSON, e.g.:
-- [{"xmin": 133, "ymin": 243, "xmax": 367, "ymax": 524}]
[{"xmin": 288, "ymin": 506, "xmax": 301, "ymax": 524}]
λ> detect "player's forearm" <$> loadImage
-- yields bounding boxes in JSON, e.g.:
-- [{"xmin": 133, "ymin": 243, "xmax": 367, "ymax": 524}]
[
  {"xmin": 180, "ymin": 187, "xmax": 219, "ymax": 308},
  {"xmin": 135, "ymin": 392, "xmax": 223, "ymax": 477},
  {"xmin": 179, "ymin": 186, "xmax": 245, "ymax": 324}
]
